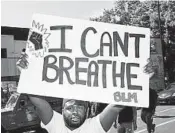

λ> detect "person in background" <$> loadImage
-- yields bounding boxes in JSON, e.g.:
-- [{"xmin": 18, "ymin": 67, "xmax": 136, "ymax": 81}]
[
  {"xmin": 141, "ymin": 58, "xmax": 158, "ymax": 133},
  {"xmin": 141, "ymin": 88, "xmax": 158, "ymax": 133},
  {"xmin": 91, "ymin": 103, "xmax": 137, "ymax": 133},
  {"xmin": 89, "ymin": 102, "xmax": 98, "ymax": 118},
  {"xmin": 97, "ymin": 103, "xmax": 108, "ymax": 115},
  {"xmin": 1, "ymin": 88, "xmax": 8, "ymax": 108},
  {"xmin": 117, "ymin": 107, "xmax": 137, "ymax": 133}
]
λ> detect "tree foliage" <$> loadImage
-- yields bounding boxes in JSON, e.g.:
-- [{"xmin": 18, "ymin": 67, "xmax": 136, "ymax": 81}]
[
  {"xmin": 90, "ymin": 0, "xmax": 175, "ymax": 83},
  {"xmin": 90, "ymin": 0, "xmax": 175, "ymax": 40}
]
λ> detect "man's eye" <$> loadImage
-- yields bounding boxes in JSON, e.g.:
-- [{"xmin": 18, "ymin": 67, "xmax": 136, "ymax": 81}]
[
  {"xmin": 67, "ymin": 107, "xmax": 72, "ymax": 111},
  {"xmin": 77, "ymin": 106, "xmax": 84, "ymax": 110}
]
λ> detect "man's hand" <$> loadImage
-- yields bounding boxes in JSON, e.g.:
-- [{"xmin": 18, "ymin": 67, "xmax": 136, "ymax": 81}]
[
  {"xmin": 16, "ymin": 51, "xmax": 29, "ymax": 71},
  {"xmin": 144, "ymin": 58, "xmax": 155, "ymax": 79},
  {"xmin": 144, "ymin": 58, "xmax": 153, "ymax": 73}
]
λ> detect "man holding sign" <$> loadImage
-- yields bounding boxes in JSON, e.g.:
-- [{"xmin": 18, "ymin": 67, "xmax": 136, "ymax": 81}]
[
  {"xmin": 28, "ymin": 95, "xmax": 124, "ymax": 133},
  {"xmin": 17, "ymin": 56, "xmax": 124, "ymax": 133},
  {"xmin": 17, "ymin": 14, "xmax": 151, "ymax": 133},
  {"xmin": 17, "ymin": 53, "xmax": 154, "ymax": 133}
]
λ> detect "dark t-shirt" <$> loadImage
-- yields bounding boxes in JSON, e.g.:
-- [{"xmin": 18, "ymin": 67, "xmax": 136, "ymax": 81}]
[
  {"xmin": 142, "ymin": 88, "xmax": 158, "ymax": 112},
  {"xmin": 118, "ymin": 107, "xmax": 133, "ymax": 123}
]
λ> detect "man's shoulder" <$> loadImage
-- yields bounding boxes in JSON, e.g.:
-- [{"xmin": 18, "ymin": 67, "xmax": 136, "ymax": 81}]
[
  {"xmin": 41, "ymin": 111, "xmax": 64, "ymax": 133},
  {"xmin": 85, "ymin": 115, "xmax": 98, "ymax": 123},
  {"xmin": 77, "ymin": 115, "xmax": 106, "ymax": 133},
  {"xmin": 53, "ymin": 111, "xmax": 62, "ymax": 117},
  {"xmin": 43, "ymin": 111, "xmax": 63, "ymax": 126},
  {"xmin": 81, "ymin": 115, "xmax": 100, "ymax": 127}
]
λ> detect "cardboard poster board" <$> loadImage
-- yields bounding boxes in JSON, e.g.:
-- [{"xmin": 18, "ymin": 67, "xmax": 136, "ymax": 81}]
[{"xmin": 18, "ymin": 14, "xmax": 150, "ymax": 107}]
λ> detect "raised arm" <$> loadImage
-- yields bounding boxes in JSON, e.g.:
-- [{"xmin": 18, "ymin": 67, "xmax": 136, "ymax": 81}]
[
  {"xmin": 99, "ymin": 104, "xmax": 124, "ymax": 132},
  {"xmin": 29, "ymin": 95, "xmax": 53, "ymax": 125},
  {"xmin": 17, "ymin": 50, "xmax": 53, "ymax": 125}
]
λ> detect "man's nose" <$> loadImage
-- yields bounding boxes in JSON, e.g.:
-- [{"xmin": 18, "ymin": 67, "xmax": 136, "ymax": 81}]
[{"xmin": 72, "ymin": 105, "xmax": 79, "ymax": 113}]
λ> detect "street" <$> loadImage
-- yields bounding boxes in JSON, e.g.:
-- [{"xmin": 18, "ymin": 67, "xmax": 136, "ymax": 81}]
[
  {"xmin": 20, "ymin": 105, "xmax": 175, "ymax": 133},
  {"xmin": 109, "ymin": 105, "xmax": 175, "ymax": 133},
  {"xmin": 136, "ymin": 105, "xmax": 175, "ymax": 133}
]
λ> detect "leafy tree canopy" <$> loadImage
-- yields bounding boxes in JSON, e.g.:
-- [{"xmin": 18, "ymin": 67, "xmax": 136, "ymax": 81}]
[{"xmin": 90, "ymin": 0, "xmax": 175, "ymax": 40}]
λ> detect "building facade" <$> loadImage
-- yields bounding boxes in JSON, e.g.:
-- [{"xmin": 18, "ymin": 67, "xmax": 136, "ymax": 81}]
[{"xmin": 1, "ymin": 26, "xmax": 29, "ymax": 89}]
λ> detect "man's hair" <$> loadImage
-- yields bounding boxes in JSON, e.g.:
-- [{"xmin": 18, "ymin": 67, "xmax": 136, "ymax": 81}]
[{"xmin": 62, "ymin": 99, "xmax": 89, "ymax": 109}]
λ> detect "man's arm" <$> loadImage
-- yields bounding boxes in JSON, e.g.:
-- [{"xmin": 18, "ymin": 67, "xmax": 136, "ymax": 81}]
[
  {"xmin": 16, "ymin": 51, "xmax": 54, "ymax": 125},
  {"xmin": 99, "ymin": 104, "xmax": 124, "ymax": 132},
  {"xmin": 29, "ymin": 95, "xmax": 53, "ymax": 125}
]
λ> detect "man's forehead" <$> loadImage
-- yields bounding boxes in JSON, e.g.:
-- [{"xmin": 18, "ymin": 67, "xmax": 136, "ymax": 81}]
[{"xmin": 64, "ymin": 99, "xmax": 86, "ymax": 107}]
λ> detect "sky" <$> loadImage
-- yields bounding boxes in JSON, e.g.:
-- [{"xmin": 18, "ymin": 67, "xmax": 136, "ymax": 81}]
[{"xmin": 1, "ymin": 1, "xmax": 114, "ymax": 28}]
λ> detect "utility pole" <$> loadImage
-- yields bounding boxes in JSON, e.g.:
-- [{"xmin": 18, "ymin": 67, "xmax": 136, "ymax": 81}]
[
  {"xmin": 157, "ymin": 0, "xmax": 166, "ymax": 88},
  {"xmin": 158, "ymin": 0, "xmax": 164, "ymax": 57}
]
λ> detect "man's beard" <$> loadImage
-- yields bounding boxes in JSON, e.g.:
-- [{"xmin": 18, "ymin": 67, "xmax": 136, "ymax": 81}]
[{"xmin": 63, "ymin": 114, "xmax": 86, "ymax": 129}]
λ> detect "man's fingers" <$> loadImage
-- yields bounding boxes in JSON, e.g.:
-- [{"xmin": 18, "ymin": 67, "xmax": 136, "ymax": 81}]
[
  {"xmin": 17, "ymin": 65, "xmax": 23, "ymax": 71},
  {"xmin": 143, "ymin": 58, "xmax": 155, "ymax": 74},
  {"xmin": 17, "ymin": 61, "xmax": 27, "ymax": 69},
  {"xmin": 144, "ymin": 68, "xmax": 154, "ymax": 74},
  {"xmin": 16, "ymin": 52, "xmax": 29, "ymax": 71}
]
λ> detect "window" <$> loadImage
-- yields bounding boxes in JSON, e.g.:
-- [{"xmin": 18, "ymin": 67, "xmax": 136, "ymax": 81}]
[{"xmin": 1, "ymin": 48, "xmax": 7, "ymax": 58}]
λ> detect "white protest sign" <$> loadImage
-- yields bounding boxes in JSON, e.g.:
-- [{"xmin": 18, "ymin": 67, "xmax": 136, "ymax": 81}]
[{"xmin": 18, "ymin": 14, "xmax": 150, "ymax": 107}]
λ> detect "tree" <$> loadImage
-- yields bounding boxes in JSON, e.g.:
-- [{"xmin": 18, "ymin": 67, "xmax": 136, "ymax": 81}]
[
  {"xmin": 90, "ymin": 0, "xmax": 175, "ymax": 84},
  {"xmin": 90, "ymin": 1, "xmax": 170, "ymax": 37}
]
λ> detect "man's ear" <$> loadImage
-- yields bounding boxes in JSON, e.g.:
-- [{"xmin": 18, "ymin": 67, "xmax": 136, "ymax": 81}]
[
  {"xmin": 86, "ymin": 107, "xmax": 89, "ymax": 118},
  {"xmin": 62, "ymin": 108, "xmax": 64, "ymax": 114}
]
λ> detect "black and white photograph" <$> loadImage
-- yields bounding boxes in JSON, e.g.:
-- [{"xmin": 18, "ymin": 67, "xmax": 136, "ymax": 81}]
[{"xmin": 1, "ymin": 1, "xmax": 175, "ymax": 133}]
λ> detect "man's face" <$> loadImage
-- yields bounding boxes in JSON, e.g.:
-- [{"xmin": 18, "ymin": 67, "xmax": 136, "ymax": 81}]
[{"xmin": 62, "ymin": 100, "xmax": 87, "ymax": 129}]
